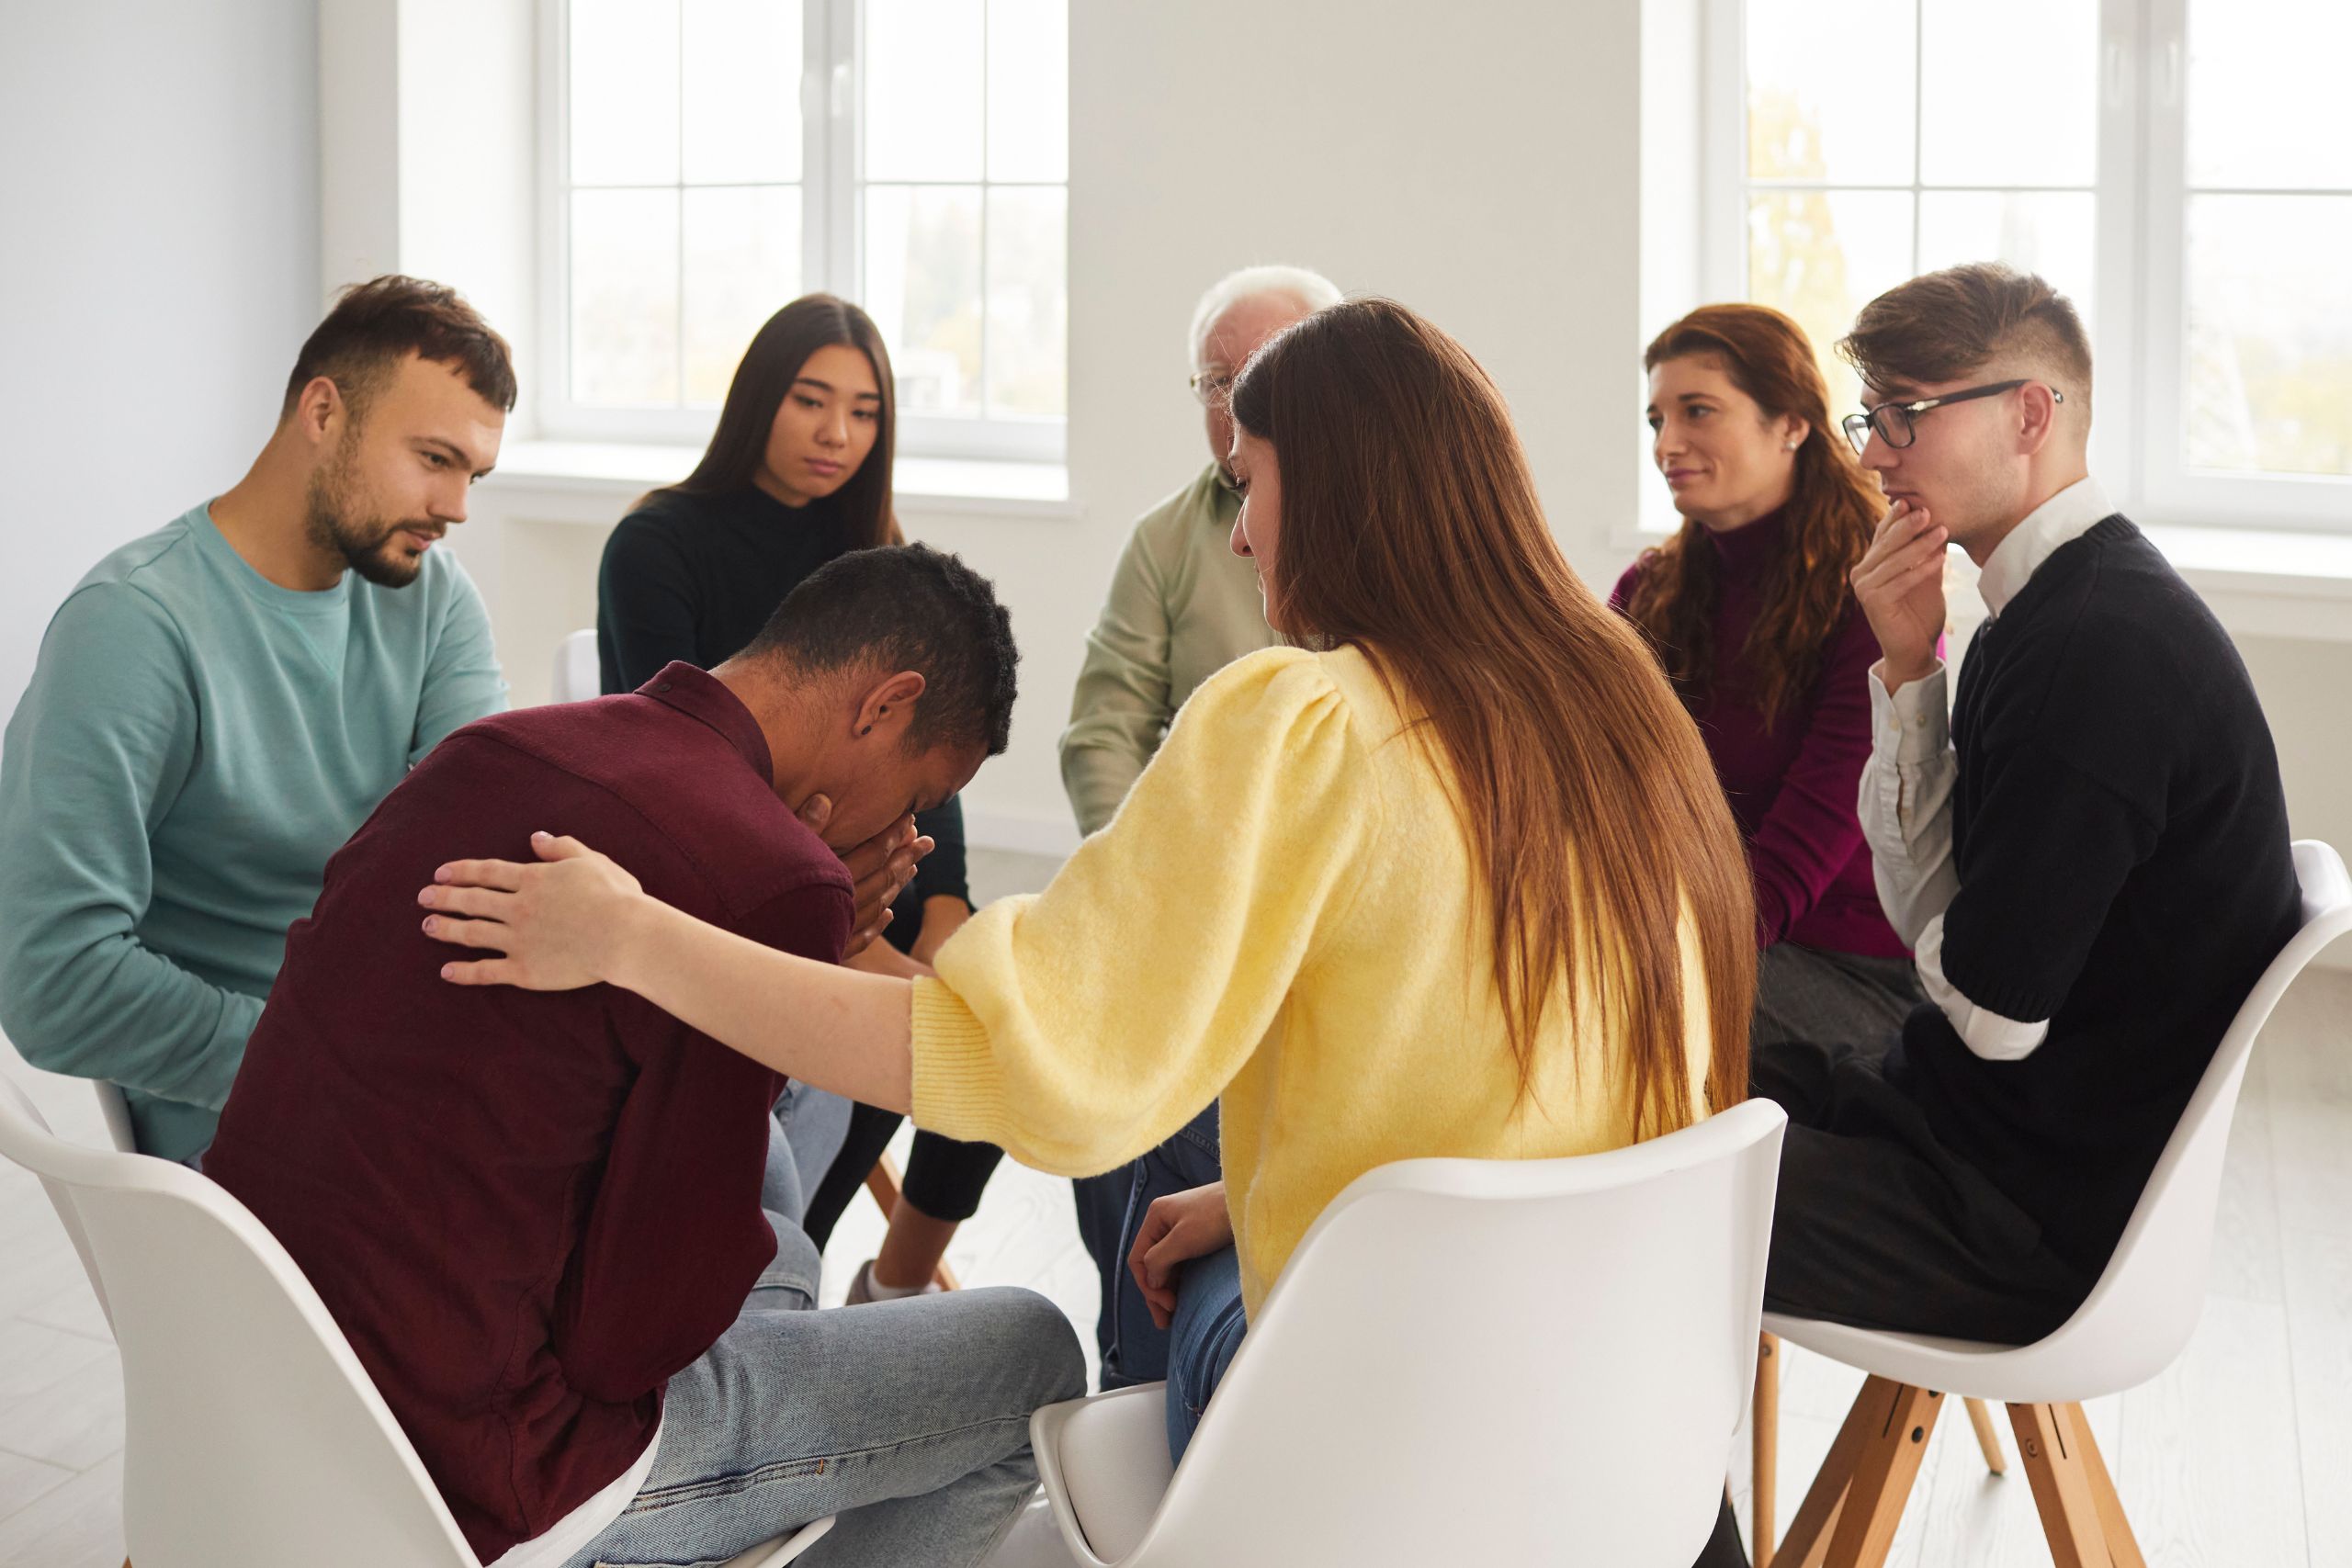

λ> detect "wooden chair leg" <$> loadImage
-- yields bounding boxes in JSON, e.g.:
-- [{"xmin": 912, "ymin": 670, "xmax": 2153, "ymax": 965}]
[
  {"xmin": 2007, "ymin": 1403, "xmax": 2111, "ymax": 1568},
  {"xmin": 1753, "ymin": 1332, "xmax": 1779, "ymax": 1568},
  {"xmin": 1964, "ymin": 1397, "xmax": 2007, "ymax": 1474},
  {"xmin": 861, "ymin": 1152, "xmax": 960, "ymax": 1292},
  {"xmin": 1774, "ymin": 1372, "xmax": 1880, "ymax": 1568},
  {"xmin": 1822, "ymin": 1380, "xmax": 1943, "ymax": 1568},
  {"xmin": 2064, "ymin": 1402, "xmax": 2145, "ymax": 1568}
]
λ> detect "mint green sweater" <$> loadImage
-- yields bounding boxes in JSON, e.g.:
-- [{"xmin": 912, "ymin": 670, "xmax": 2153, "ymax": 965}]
[{"xmin": 0, "ymin": 502, "xmax": 507, "ymax": 1160}]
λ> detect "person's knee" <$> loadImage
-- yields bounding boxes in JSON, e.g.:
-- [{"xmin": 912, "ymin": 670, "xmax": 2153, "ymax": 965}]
[
  {"xmin": 973, "ymin": 1286, "xmax": 1088, "ymax": 1406},
  {"xmin": 752, "ymin": 1211, "xmax": 824, "ymax": 1310}
]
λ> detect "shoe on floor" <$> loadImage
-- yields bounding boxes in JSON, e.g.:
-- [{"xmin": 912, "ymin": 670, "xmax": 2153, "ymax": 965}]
[{"xmin": 846, "ymin": 1258, "xmax": 946, "ymax": 1304}]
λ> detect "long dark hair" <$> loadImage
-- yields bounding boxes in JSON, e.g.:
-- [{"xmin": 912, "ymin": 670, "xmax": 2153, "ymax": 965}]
[
  {"xmin": 1230, "ymin": 299, "xmax": 1754, "ymax": 1134},
  {"xmin": 1623, "ymin": 304, "xmax": 1882, "ymax": 728},
  {"xmin": 655, "ymin": 294, "xmax": 901, "ymax": 547}
]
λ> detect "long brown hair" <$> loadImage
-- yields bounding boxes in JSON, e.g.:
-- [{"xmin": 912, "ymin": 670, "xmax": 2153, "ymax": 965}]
[
  {"xmin": 655, "ymin": 293, "xmax": 901, "ymax": 547},
  {"xmin": 1230, "ymin": 299, "xmax": 1754, "ymax": 1134},
  {"xmin": 1623, "ymin": 304, "xmax": 1881, "ymax": 728}
]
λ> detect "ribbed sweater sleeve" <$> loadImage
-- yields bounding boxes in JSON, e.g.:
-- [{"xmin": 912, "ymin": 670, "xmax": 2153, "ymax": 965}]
[
  {"xmin": 912, "ymin": 649, "xmax": 1374, "ymax": 1176},
  {"xmin": 1744, "ymin": 604, "xmax": 1882, "ymax": 944}
]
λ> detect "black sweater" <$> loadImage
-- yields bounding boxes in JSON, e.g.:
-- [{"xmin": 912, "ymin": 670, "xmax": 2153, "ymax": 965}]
[
  {"xmin": 1891, "ymin": 515, "xmax": 2300, "ymax": 1275},
  {"xmin": 595, "ymin": 485, "xmax": 969, "ymax": 909}
]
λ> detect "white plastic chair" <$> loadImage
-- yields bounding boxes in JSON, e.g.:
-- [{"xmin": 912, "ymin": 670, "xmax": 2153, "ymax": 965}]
[
  {"xmin": 0, "ymin": 1077, "xmax": 833, "ymax": 1568},
  {"xmin": 550, "ymin": 627, "xmax": 599, "ymax": 704},
  {"xmin": 1028, "ymin": 1099, "xmax": 1790, "ymax": 1568},
  {"xmin": 1756, "ymin": 839, "xmax": 2352, "ymax": 1568},
  {"xmin": 92, "ymin": 1077, "xmax": 139, "ymax": 1152}
]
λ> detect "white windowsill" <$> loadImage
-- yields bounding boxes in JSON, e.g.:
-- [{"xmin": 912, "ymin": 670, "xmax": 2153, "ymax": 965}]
[{"xmin": 481, "ymin": 440, "xmax": 1077, "ymax": 520}]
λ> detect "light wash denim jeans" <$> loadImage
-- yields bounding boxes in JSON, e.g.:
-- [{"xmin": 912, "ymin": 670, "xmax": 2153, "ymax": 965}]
[{"xmin": 561, "ymin": 1091, "xmax": 1085, "ymax": 1568}]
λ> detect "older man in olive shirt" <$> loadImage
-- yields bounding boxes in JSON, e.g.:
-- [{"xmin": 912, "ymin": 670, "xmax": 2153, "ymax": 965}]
[{"xmin": 1057, "ymin": 265, "xmax": 1340, "ymax": 837}]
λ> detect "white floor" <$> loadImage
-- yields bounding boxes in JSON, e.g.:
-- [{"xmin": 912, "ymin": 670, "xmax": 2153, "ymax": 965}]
[{"xmin": 0, "ymin": 846, "xmax": 2345, "ymax": 1567}]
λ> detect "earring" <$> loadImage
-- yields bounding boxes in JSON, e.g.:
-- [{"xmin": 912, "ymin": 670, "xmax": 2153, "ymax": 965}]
[{"xmin": 1785, "ymin": 439, "xmax": 1801, "ymax": 450}]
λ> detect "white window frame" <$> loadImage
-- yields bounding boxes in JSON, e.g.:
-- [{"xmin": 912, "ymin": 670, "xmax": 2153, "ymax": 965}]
[
  {"xmin": 536, "ymin": 0, "xmax": 1066, "ymax": 465},
  {"xmin": 1700, "ymin": 0, "xmax": 2352, "ymax": 534}
]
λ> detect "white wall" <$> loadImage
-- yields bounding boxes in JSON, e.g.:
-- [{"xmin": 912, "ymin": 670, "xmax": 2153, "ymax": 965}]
[{"xmin": 0, "ymin": 0, "xmax": 321, "ymax": 750}]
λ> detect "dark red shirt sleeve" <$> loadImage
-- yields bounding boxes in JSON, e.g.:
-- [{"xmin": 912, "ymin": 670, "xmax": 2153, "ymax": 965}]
[{"xmin": 551, "ymin": 876, "xmax": 854, "ymax": 1402}]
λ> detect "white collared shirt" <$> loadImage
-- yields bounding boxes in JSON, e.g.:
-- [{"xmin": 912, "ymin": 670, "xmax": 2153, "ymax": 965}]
[{"xmin": 1857, "ymin": 477, "xmax": 2112, "ymax": 1061}]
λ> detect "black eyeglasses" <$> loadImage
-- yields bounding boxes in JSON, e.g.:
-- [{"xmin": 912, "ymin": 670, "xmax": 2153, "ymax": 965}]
[{"xmin": 1841, "ymin": 379, "xmax": 2063, "ymax": 453}]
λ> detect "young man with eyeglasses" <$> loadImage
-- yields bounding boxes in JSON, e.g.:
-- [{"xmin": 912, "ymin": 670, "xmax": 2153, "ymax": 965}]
[{"xmin": 1755, "ymin": 263, "xmax": 2300, "ymax": 1345}]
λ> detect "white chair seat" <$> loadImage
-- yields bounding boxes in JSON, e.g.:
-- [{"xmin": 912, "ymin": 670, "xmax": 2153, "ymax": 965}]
[
  {"xmin": 1762, "ymin": 1312, "xmax": 2098, "ymax": 1406},
  {"xmin": 1031, "ymin": 1383, "xmax": 1173, "ymax": 1563},
  {"xmin": 719, "ymin": 1515, "xmax": 833, "ymax": 1567}
]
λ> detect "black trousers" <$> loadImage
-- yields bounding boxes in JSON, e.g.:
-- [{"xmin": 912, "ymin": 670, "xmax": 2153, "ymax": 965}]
[
  {"xmin": 798, "ymin": 897, "xmax": 1006, "ymax": 1249},
  {"xmin": 1757, "ymin": 1035, "xmax": 2096, "ymax": 1349}
]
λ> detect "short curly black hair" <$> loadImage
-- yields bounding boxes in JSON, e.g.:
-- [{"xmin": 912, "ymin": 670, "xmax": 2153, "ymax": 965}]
[{"xmin": 741, "ymin": 544, "xmax": 1019, "ymax": 756}]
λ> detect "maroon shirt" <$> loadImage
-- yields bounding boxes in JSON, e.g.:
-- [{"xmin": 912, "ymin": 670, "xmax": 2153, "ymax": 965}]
[
  {"xmin": 1612, "ymin": 511, "xmax": 1909, "ymax": 960},
  {"xmin": 207, "ymin": 664, "xmax": 852, "ymax": 1562}
]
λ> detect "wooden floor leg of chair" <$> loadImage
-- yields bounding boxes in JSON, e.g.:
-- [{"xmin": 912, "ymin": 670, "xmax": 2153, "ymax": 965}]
[
  {"xmin": 2063, "ymin": 1403, "xmax": 2144, "ymax": 1568},
  {"xmin": 1774, "ymin": 1372, "xmax": 1881, "ymax": 1568},
  {"xmin": 1964, "ymin": 1397, "xmax": 2007, "ymax": 1474},
  {"xmin": 2007, "ymin": 1403, "xmax": 2111, "ymax": 1568},
  {"xmin": 1822, "ymin": 1381, "xmax": 1944, "ymax": 1568},
  {"xmin": 1754, "ymin": 1333, "xmax": 1780, "ymax": 1568}
]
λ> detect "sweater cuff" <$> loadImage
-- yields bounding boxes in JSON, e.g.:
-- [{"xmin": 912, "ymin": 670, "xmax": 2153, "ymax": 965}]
[{"xmin": 909, "ymin": 977, "xmax": 1012, "ymax": 1146}]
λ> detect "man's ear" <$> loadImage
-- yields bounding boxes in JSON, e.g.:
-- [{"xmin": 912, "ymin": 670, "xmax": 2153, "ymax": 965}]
[
  {"xmin": 2016, "ymin": 380, "xmax": 2063, "ymax": 457},
  {"xmin": 853, "ymin": 670, "xmax": 928, "ymax": 738}
]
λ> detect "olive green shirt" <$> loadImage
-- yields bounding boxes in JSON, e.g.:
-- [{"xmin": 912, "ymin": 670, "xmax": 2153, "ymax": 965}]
[{"xmin": 1060, "ymin": 463, "xmax": 1280, "ymax": 836}]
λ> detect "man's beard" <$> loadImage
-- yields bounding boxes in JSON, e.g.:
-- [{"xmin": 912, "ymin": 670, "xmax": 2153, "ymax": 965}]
[{"xmin": 306, "ymin": 439, "xmax": 432, "ymax": 588}]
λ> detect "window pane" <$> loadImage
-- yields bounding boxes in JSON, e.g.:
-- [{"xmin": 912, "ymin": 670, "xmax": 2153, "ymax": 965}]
[
  {"xmin": 1920, "ymin": 0, "xmax": 2095, "ymax": 186},
  {"xmin": 987, "ymin": 0, "xmax": 1067, "ymax": 182},
  {"xmin": 865, "ymin": 185, "xmax": 983, "ymax": 416},
  {"xmin": 683, "ymin": 0, "xmax": 803, "ymax": 185},
  {"xmin": 1917, "ymin": 190, "xmax": 2096, "ymax": 335},
  {"xmin": 1748, "ymin": 189, "xmax": 1915, "ymax": 412},
  {"xmin": 571, "ymin": 0, "xmax": 680, "ymax": 186},
  {"xmin": 2186, "ymin": 195, "xmax": 2352, "ymax": 477},
  {"xmin": 864, "ymin": 0, "xmax": 984, "ymax": 182},
  {"xmin": 1747, "ymin": 0, "xmax": 1916, "ymax": 185},
  {"xmin": 2188, "ymin": 0, "xmax": 2352, "ymax": 191},
  {"xmin": 984, "ymin": 186, "xmax": 1066, "ymax": 416},
  {"xmin": 571, "ymin": 189, "xmax": 681, "ymax": 404},
  {"xmin": 683, "ymin": 186, "xmax": 802, "ymax": 404}
]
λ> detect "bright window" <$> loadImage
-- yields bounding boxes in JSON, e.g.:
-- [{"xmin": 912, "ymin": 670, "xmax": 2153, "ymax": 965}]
[
  {"xmin": 1709, "ymin": 0, "xmax": 2352, "ymax": 528},
  {"xmin": 548, "ymin": 0, "xmax": 1068, "ymax": 461}
]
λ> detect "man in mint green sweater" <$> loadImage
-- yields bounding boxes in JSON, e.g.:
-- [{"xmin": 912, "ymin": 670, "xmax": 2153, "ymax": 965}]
[{"xmin": 0, "ymin": 276, "xmax": 515, "ymax": 1162}]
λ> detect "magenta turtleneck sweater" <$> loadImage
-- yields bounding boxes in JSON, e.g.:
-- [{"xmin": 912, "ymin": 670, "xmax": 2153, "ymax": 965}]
[{"xmin": 1611, "ymin": 509, "xmax": 1910, "ymax": 960}]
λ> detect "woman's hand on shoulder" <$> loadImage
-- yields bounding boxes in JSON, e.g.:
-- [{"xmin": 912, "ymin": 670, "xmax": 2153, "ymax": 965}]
[
  {"xmin": 1126, "ymin": 1179, "xmax": 1234, "ymax": 1330},
  {"xmin": 419, "ymin": 831, "xmax": 651, "ymax": 991}
]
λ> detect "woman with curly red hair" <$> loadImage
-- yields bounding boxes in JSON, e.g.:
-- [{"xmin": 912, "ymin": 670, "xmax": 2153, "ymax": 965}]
[{"xmin": 1618, "ymin": 303, "xmax": 1925, "ymax": 1047}]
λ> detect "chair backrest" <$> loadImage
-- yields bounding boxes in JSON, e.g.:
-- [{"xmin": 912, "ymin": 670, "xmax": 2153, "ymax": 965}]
[
  {"xmin": 550, "ymin": 627, "xmax": 599, "ymax": 705},
  {"xmin": 0, "ymin": 1076, "xmax": 481, "ymax": 1568},
  {"xmin": 1125, "ymin": 1099, "xmax": 1787, "ymax": 1568},
  {"xmin": 93, "ymin": 1077, "xmax": 138, "ymax": 1152},
  {"xmin": 2028, "ymin": 839, "xmax": 2352, "ymax": 1395}
]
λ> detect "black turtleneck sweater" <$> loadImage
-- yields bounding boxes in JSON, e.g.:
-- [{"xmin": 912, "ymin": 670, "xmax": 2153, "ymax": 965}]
[{"xmin": 595, "ymin": 484, "xmax": 968, "ymax": 908}]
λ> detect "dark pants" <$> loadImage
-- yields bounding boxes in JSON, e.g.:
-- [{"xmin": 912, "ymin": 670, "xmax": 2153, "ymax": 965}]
[
  {"xmin": 1758, "ymin": 1035, "xmax": 2095, "ymax": 1346},
  {"xmin": 801, "ymin": 896, "xmax": 1006, "ymax": 1248}
]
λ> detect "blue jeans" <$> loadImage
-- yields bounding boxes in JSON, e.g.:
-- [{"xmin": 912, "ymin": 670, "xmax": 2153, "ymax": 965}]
[
  {"xmin": 1080, "ymin": 1102, "xmax": 1223, "ymax": 1388},
  {"xmin": 1163, "ymin": 1244, "xmax": 1246, "ymax": 1465},
  {"xmin": 563, "ymin": 1100, "xmax": 1084, "ymax": 1567}
]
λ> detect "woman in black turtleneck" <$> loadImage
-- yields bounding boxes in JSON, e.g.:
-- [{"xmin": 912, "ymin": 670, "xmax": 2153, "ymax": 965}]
[{"xmin": 596, "ymin": 293, "xmax": 1001, "ymax": 1301}]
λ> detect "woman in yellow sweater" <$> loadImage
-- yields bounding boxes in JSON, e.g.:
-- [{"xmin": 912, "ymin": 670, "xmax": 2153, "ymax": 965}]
[{"xmin": 418, "ymin": 299, "xmax": 1757, "ymax": 1461}]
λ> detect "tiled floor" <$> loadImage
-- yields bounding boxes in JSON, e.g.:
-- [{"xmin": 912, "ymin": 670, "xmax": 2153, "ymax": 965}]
[{"xmin": 1, "ymin": 846, "xmax": 2346, "ymax": 1566}]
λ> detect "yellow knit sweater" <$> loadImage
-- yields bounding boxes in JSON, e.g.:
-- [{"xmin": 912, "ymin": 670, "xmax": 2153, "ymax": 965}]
[{"xmin": 912, "ymin": 646, "xmax": 1715, "ymax": 1317}]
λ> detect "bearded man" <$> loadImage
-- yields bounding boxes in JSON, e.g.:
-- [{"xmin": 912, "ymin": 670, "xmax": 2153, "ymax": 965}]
[{"xmin": 0, "ymin": 275, "xmax": 514, "ymax": 1162}]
